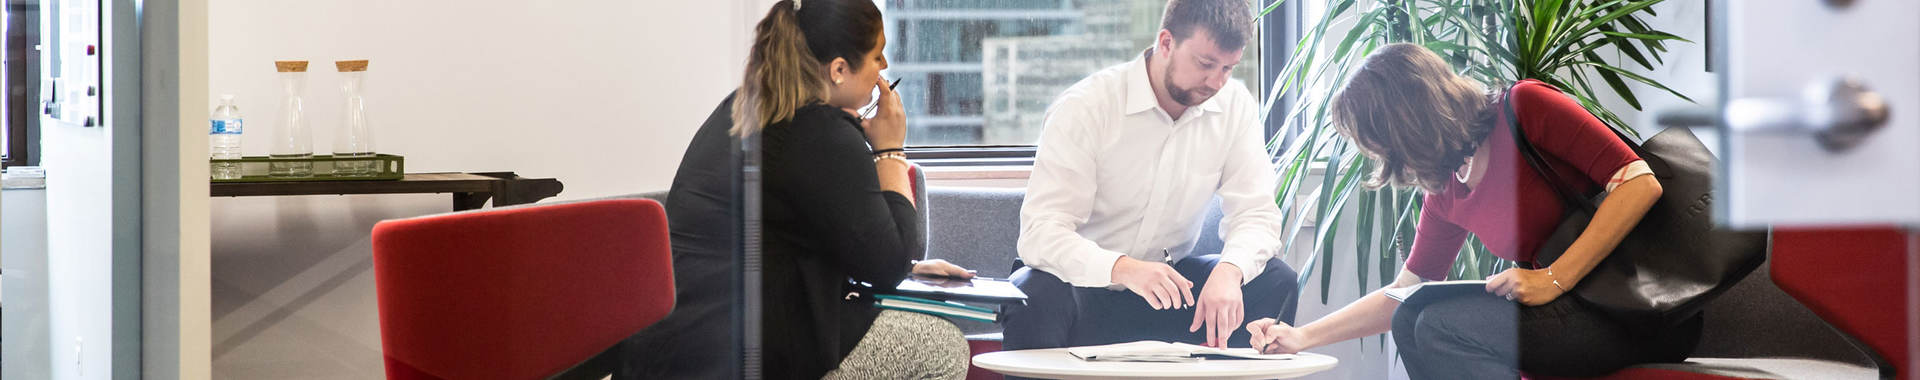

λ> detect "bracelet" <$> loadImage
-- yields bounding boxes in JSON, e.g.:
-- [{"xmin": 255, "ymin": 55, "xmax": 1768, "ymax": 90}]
[
  {"xmin": 1547, "ymin": 267, "xmax": 1568, "ymax": 292},
  {"xmin": 871, "ymin": 147, "xmax": 905, "ymax": 155},
  {"xmin": 873, "ymin": 152, "xmax": 910, "ymax": 165}
]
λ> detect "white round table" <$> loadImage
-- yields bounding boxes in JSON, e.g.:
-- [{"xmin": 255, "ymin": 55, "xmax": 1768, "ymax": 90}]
[{"xmin": 972, "ymin": 348, "xmax": 1338, "ymax": 380}]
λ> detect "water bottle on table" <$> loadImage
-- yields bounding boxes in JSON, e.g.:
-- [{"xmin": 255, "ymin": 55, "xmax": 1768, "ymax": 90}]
[{"xmin": 210, "ymin": 94, "xmax": 244, "ymax": 179}]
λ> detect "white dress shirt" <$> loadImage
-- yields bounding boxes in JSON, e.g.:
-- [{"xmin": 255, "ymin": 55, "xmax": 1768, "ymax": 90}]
[{"xmin": 1018, "ymin": 52, "xmax": 1285, "ymax": 288}]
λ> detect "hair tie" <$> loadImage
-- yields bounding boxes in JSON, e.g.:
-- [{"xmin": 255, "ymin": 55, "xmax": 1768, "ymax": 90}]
[{"xmin": 793, "ymin": 0, "xmax": 803, "ymax": 11}]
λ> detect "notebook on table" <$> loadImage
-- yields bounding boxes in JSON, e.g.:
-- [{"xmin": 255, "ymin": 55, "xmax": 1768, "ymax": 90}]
[{"xmin": 1066, "ymin": 341, "xmax": 1298, "ymax": 362}]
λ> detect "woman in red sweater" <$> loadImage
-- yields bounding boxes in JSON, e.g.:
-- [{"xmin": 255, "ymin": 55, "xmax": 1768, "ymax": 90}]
[{"xmin": 1245, "ymin": 43, "xmax": 1694, "ymax": 378}]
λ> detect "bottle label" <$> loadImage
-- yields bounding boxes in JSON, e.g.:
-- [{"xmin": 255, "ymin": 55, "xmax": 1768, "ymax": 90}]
[{"xmin": 212, "ymin": 119, "xmax": 243, "ymax": 135}]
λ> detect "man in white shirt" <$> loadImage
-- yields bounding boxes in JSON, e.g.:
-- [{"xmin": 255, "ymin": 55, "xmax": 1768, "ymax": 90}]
[{"xmin": 1004, "ymin": 0, "xmax": 1297, "ymax": 351}]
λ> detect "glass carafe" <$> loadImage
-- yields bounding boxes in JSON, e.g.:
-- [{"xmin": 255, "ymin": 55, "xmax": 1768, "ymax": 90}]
[
  {"xmin": 332, "ymin": 60, "xmax": 374, "ymax": 176},
  {"xmin": 269, "ymin": 61, "xmax": 313, "ymax": 177}
]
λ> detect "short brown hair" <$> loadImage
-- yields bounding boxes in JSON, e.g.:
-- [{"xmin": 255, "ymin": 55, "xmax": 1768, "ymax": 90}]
[
  {"xmin": 1162, "ymin": 0, "xmax": 1254, "ymax": 50},
  {"xmin": 1330, "ymin": 43, "xmax": 1494, "ymax": 192}
]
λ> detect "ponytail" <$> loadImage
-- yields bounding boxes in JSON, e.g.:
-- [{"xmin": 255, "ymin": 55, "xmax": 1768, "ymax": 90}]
[{"xmin": 732, "ymin": 0, "xmax": 831, "ymax": 136}]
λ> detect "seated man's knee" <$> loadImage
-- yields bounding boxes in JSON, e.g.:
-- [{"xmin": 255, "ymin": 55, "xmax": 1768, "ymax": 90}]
[
  {"xmin": 1252, "ymin": 258, "xmax": 1299, "ymax": 291},
  {"xmin": 1010, "ymin": 266, "xmax": 1072, "ymax": 304},
  {"xmin": 1244, "ymin": 258, "xmax": 1300, "ymax": 323},
  {"xmin": 1003, "ymin": 266, "xmax": 1077, "ymax": 350}
]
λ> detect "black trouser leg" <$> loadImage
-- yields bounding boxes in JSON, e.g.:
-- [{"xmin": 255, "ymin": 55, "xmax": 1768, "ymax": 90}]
[
  {"xmin": 1392, "ymin": 291, "xmax": 1704, "ymax": 379},
  {"xmin": 1394, "ymin": 292, "xmax": 1522, "ymax": 380},
  {"xmin": 1516, "ymin": 298, "xmax": 1703, "ymax": 377},
  {"xmin": 1003, "ymin": 266, "xmax": 1076, "ymax": 351}
]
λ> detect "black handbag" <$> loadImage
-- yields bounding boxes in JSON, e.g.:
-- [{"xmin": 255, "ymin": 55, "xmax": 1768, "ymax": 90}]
[{"xmin": 1504, "ymin": 89, "xmax": 1769, "ymax": 332}]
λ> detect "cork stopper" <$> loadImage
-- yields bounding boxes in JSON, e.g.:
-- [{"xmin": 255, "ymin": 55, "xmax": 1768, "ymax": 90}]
[
  {"xmin": 335, "ymin": 59, "xmax": 369, "ymax": 72},
  {"xmin": 275, "ymin": 61, "xmax": 309, "ymax": 73}
]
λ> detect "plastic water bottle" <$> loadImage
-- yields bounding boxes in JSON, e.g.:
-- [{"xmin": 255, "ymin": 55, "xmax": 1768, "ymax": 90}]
[{"xmin": 211, "ymin": 94, "xmax": 244, "ymax": 179}]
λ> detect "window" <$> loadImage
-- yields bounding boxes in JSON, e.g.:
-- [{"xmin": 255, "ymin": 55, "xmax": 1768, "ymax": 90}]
[
  {"xmin": 880, "ymin": 0, "xmax": 1267, "ymax": 152},
  {"xmin": 4, "ymin": 0, "xmax": 41, "ymax": 168}
]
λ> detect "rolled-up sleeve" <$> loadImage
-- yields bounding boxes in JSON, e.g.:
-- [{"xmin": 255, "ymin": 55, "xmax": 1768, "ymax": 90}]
[{"xmin": 1019, "ymin": 94, "xmax": 1127, "ymax": 287}]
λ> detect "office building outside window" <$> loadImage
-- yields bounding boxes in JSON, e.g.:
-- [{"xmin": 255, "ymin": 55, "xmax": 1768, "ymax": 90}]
[{"xmin": 881, "ymin": 0, "xmax": 1262, "ymax": 147}]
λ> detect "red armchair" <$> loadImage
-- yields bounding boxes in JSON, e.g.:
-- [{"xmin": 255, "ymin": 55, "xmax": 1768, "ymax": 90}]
[
  {"xmin": 370, "ymin": 199, "xmax": 676, "ymax": 379},
  {"xmin": 1533, "ymin": 227, "xmax": 1910, "ymax": 380}
]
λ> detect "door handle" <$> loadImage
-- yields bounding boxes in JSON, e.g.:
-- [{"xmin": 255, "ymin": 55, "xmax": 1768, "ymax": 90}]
[{"xmin": 1726, "ymin": 76, "xmax": 1889, "ymax": 152}]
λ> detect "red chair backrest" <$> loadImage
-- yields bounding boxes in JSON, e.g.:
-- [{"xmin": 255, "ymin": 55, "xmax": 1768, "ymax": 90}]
[
  {"xmin": 1772, "ymin": 227, "xmax": 1913, "ymax": 379},
  {"xmin": 371, "ymin": 199, "xmax": 675, "ymax": 380}
]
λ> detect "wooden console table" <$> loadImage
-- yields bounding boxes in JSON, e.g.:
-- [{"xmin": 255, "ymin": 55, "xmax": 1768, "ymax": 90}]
[{"xmin": 211, "ymin": 171, "xmax": 564, "ymax": 211}]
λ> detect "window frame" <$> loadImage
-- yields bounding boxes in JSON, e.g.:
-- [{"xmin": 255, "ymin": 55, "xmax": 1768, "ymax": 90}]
[
  {"xmin": 903, "ymin": 1, "xmax": 1299, "ymax": 168},
  {"xmin": 5, "ymin": 0, "xmax": 41, "ymax": 168}
]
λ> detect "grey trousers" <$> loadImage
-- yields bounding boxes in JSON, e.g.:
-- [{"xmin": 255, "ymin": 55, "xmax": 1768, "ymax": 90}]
[
  {"xmin": 823, "ymin": 310, "xmax": 971, "ymax": 380},
  {"xmin": 1391, "ymin": 291, "xmax": 1702, "ymax": 379}
]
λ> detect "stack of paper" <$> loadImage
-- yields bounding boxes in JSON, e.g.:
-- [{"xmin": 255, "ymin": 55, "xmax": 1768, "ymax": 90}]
[
  {"xmin": 1067, "ymin": 341, "xmax": 1296, "ymax": 362},
  {"xmin": 874, "ymin": 294, "xmax": 998, "ymax": 323}
]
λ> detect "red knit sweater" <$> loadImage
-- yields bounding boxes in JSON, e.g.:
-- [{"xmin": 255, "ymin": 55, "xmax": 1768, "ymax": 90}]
[{"xmin": 1404, "ymin": 80, "xmax": 1643, "ymax": 281}]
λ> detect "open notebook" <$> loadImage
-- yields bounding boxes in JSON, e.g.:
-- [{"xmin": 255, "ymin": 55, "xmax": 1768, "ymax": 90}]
[
  {"xmin": 1383, "ymin": 280, "xmax": 1491, "ymax": 305},
  {"xmin": 1067, "ymin": 341, "xmax": 1297, "ymax": 362}
]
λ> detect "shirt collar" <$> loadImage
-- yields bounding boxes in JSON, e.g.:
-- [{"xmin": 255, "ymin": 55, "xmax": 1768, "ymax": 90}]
[{"xmin": 1126, "ymin": 49, "xmax": 1226, "ymax": 118}]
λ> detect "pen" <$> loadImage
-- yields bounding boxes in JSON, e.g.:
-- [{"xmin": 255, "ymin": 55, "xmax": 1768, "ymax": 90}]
[
  {"xmin": 861, "ymin": 78, "xmax": 905, "ymax": 119},
  {"xmin": 1162, "ymin": 248, "xmax": 1176, "ymax": 265}
]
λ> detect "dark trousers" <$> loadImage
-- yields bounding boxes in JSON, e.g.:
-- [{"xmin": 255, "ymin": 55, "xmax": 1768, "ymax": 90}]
[
  {"xmin": 1002, "ymin": 254, "xmax": 1299, "ymax": 350},
  {"xmin": 1391, "ymin": 291, "xmax": 1703, "ymax": 379}
]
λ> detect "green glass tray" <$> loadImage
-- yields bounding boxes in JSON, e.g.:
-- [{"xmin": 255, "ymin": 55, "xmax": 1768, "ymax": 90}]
[{"xmin": 211, "ymin": 154, "xmax": 405, "ymax": 182}]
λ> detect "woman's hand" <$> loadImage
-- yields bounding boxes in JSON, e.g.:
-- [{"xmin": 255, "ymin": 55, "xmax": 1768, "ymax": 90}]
[
  {"xmin": 1246, "ymin": 318, "xmax": 1313, "ymax": 354},
  {"xmin": 863, "ymin": 82, "xmax": 907, "ymax": 151},
  {"xmin": 911, "ymin": 259, "xmax": 974, "ymax": 279},
  {"xmin": 1485, "ymin": 268, "xmax": 1566, "ymax": 306}
]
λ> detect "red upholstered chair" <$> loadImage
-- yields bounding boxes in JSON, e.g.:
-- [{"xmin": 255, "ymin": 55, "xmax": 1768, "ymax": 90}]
[
  {"xmin": 1530, "ymin": 227, "xmax": 1910, "ymax": 380},
  {"xmin": 1771, "ymin": 228, "xmax": 1910, "ymax": 379},
  {"xmin": 371, "ymin": 199, "xmax": 676, "ymax": 380}
]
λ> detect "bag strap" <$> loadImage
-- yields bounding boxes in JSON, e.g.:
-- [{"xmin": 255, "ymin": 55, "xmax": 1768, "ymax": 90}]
[{"xmin": 1504, "ymin": 89, "xmax": 1599, "ymax": 212}]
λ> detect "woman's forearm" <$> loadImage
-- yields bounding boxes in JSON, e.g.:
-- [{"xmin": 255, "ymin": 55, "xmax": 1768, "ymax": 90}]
[
  {"xmin": 875, "ymin": 159, "xmax": 915, "ymax": 206},
  {"xmin": 1549, "ymin": 175, "xmax": 1663, "ymax": 285},
  {"xmin": 1296, "ymin": 290, "xmax": 1400, "ymax": 349}
]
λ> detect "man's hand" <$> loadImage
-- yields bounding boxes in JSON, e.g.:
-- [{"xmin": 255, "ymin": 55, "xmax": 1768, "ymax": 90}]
[
  {"xmin": 1111, "ymin": 256, "xmax": 1194, "ymax": 310},
  {"xmin": 1246, "ymin": 318, "xmax": 1313, "ymax": 354},
  {"xmin": 1190, "ymin": 263, "xmax": 1244, "ymax": 347}
]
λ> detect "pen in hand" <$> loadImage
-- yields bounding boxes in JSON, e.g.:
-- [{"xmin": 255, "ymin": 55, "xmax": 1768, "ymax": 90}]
[{"xmin": 861, "ymin": 78, "xmax": 905, "ymax": 119}]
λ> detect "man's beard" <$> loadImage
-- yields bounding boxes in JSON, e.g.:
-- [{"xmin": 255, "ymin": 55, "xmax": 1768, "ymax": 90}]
[{"xmin": 1163, "ymin": 62, "xmax": 1217, "ymax": 107}]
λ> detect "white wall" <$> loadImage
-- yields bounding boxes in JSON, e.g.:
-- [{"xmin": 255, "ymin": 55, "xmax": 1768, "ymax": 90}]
[
  {"xmin": 42, "ymin": 90, "xmax": 125, "ymax": 380},
  {"xmin": 145, "ymin": 0, "xmax": 214, "ymax": 378},
  {"xmin": 3, "ymin": 188, "xmax": 51, "ymax": 379},
  {"xmin": 206, "ymin": 0, "xmax": 757, "ymax": 378}
]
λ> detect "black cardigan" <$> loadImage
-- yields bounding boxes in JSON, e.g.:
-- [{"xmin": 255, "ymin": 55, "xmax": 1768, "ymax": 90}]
[
  {"xmin": 617, "ymin": 93, "xmax": 743, "ymax": 378},
  {"xmin": 760, "ymin": 103, "xmax": 924, "ymax": 378}
]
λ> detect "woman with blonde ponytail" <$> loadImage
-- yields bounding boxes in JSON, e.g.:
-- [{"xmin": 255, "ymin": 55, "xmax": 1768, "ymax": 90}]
[
  {"xmin": 634, "ymin": 1, "xmax": 971, "ymax": 378},
  {"xmin": 666, "ymin": 0, "xmax": 975, "ymax": 378}
]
